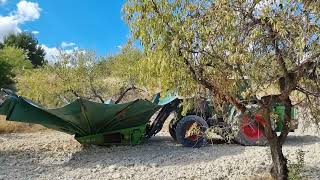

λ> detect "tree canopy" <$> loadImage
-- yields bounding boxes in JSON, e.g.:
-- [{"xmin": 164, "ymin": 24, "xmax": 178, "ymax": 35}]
[
  {"xmin": 17, "ymin": 47, "xmax": 146, "ymax": 107},
  {"xmin": 0, "ymin": 46, "xmax": 31, "ymax": 88},
  {"xmin": 1, "ymin": 32, "xmax": 46, "ymax": 67},
  {"xmin": 124, "ymin": 0, "xmax": 319, "ymax": 102}
]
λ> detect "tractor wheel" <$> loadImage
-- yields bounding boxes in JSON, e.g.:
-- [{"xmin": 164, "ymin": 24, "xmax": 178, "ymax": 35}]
[
  {"xmin": 169, "ymin": 118, "xmax": 177, "ymax": 141},
  {"xmin": 234, "ymin": 113, "xmax": 268, "ymax": 146},
  {"xmin": 175, "ymin": 115, "xmax": 209, "ymax": 147}
]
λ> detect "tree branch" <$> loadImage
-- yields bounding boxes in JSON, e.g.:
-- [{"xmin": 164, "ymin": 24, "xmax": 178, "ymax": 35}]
[
  {"xmin": 114, "ymin": 86, "xmax": 146, "ymax": 104},
  {"xmin": 88, "ymin": 75, "xmax": 105, "ymax": 103},
  {"xmin": 296, "ymin": 86, "xmax": 320, "ymax": 98}
]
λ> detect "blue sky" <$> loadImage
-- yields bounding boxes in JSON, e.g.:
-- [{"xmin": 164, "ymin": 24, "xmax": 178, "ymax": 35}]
[{"xmin": 0, "ymin": 0, "xmax": 130, "ymax": 60}]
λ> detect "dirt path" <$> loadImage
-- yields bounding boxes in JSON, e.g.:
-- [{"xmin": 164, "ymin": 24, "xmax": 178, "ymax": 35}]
[{"xmin": 0, "ymin": 128, "xmax": 319, "ymax": 180}]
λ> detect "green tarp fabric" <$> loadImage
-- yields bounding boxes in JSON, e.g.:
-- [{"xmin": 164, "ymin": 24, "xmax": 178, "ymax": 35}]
[{"xmin": 0, "ymin": 94, "xmax": 161, "ymax": 138}]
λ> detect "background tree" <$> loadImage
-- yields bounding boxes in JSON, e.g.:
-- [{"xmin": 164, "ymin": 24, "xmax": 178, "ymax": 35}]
[
  {"xmin": 1, "ymin": 32, "xmax": 46, "ymax": 67},
  {"xmin": 105, "ymin": 44, "xmax": 150, "ymax": 102},
  {"xmin": 17, "ymin": 47, "xmax": 145, "ymax": 107},
  {"xmin": 0, "ymin": 61, "xmax": 14, "ymax": 88},
  {"xmin": 124, "ymin": 0, "xmax": 320, "ymax": 179},
  {"xmin": 0, "ymin": 46, "xmax": 31, "ymax": 88},
  {"xmin": 106, "ymin": 44, "xmax": 143, "ymax": 85},
  {"xmin": 17, "ymin": 50, "xmax": 110, "ymax": 107}
]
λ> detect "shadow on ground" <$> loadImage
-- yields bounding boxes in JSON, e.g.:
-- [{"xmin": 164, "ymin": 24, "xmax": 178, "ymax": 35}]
[
  {"xmin": 303, "ymin": 165, "xmax": 320, "ymax": 179},
  {"xmin": 62, "ymin": 135, "xmax": 246, "ymax": 169},
  {"xmin": 284, "ymin": 135, "xmax": 320, "ymax": 146},
  {"xmin": 1, "ymin": 132, "xmax": 319, "ymax": 179}
]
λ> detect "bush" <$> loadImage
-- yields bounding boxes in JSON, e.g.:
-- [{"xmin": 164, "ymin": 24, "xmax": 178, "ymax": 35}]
[{"xmin": 288, "ymin": 149, "xmax": 305, "ymax": 180}]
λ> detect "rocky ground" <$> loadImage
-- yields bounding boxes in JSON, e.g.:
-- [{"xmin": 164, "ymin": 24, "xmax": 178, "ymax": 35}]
[{"xmin": 0, "ymin": 124, "xmax": 319, "ymax": 180}]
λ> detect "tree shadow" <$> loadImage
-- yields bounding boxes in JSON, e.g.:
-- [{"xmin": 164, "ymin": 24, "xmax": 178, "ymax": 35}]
[
  {"xmin": 284, "ymin": 135, "xmax": 320, "ymax": 146},
  {"xmin": 0, "ymin": 134, "xmax": 246, "ymax": 177},
  {"xmin": 303, "ymin": 165, "xmax": 320, "ymax": 179},
  {"xmin": 60, "ymin": 135, "xmax": 245, "ymax": 170}
]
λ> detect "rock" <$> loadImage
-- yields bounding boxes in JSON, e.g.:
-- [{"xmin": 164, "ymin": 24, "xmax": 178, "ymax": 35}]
[
  {"xmin": 111, "ymin": 173, "xmax": 121, "ymax": 179},
  {"xmin": 108, "ymin": 165, "xmax": 117, "ymax": 172},
  {"xmin": 127, "ymin": 163, "xmax": 134, "ymax": 167},
  {"xmin": 147, "ymin": 163, "xmax": 158, "ymax": 168},
  {"xmin": 95, "ymin": 164, "xmax": 102, "ymax": 169},
  {"xmin": 91, "ymin": 168, "xmax": 98, "ymax": 173},
  {"xmin": 35, "ymin": 167, "xmax": 44, "ymax": 173}
]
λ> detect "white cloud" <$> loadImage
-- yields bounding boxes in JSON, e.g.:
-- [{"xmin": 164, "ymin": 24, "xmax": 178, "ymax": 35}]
[
  {"xmin": 61, "ymin": 41, "xmax": 76, "ymax": 48},
  {"xmin": 0, "ymin": 1, "xmax": 41, "ymax": 41},
  {"xmin": 0, "ymin": 16, "xmax": 21, "ymax": 41},
  {"xmin": 41, "ymin": 44, "xmax": 80, "ymax": 63},
  {"xmin": 64, "ymin": 46, "xmax": 79, "ymax": 54},
  {"xmin": 31, "ymin": 30, "xmax": 39, "ymax": 34},
  {"xmin": 41, "ymin": 45, "xmax": 60, "ymax": 63},
  {"xmin": 16, "ymin": 1, "xmax": 41, "ymax": 22}
]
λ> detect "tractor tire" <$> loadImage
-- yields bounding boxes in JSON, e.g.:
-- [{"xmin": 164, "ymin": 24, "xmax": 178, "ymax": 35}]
[
  {"xmin": 175, "ymin": 115, "xmax": 209, "ymax": 148},
  {"xmin": 169, "ymin": 118, "xmax": 177, "ymax": 141},
  {"xmin": 233, "ymin": 113, "xmax": 268, "ymax": 146}
]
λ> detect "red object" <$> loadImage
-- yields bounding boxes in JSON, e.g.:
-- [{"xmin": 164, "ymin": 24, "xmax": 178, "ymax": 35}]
[{"xmin": 241, "ymin": 114, "xmax": 266, "ymax": 140}]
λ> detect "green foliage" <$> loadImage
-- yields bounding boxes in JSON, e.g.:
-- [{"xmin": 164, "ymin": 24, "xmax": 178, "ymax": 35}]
[
  {"xmin": 0, "ymin": 46, "xmax": 30, "ymax": 88},
  {"xmin": 122, "ymin": 2, "xmax": 320, "ymax": 122},
  {"xmin": 17, "ymin": 50, "xmax": 119, "ymax": 107},
  {"xmin": 0, "ymin": 61, "xmax": 14, "ymax": 88},
  {"xmin": 16, "ymin": 48, "xmax": 148, "ymax": 107},
  {"xmin": 1, "ymin": 32, "xmax": 46, "ymax": 67},
  {"xmin": 0, "ymin": 46, "xmax": 32, "ymax": 72},
  {"xmin": 105, "ymin": 44, "xmax": 143, "ymax": 86},
  {"xmin": 123, "ymin": 0, "xmax": 320, "ymax": 119}
]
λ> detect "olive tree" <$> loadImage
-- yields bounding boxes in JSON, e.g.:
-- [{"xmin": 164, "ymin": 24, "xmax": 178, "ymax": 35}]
[{"xmin": 123, "ymin": 0, "xmax": 320, "ymax": 179}]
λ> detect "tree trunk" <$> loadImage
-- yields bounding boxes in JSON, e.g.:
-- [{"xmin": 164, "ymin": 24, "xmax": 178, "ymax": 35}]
[
  {"xmin": 269, "ymin": 139, "xmax": 288, "ymax": 180},
  {"xmin": 259, "ymin": 102, "xmax": 289, "ymax": 180}
]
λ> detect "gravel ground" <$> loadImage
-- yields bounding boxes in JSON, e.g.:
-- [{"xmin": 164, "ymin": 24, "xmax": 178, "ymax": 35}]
[{"xmin": 0, "ymin": 124, "xmax": 319, "ymax": 180}]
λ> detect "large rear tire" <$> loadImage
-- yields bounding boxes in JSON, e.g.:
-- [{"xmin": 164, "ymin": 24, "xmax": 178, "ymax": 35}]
[{"xmin": 175, "ymin": 115, "xmax": 209, "ymax": 147}]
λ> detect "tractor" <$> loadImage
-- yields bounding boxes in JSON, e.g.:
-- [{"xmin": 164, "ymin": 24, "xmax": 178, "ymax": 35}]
[{"xmin": 146, "ymin": 93, "xmax": 298, "ymax": 147}]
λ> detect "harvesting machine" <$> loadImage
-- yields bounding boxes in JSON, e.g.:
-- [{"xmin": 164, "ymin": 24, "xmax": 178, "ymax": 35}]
[{"xmin": 0, "ymin": 89, "xmax": 297, "ymax": 147}]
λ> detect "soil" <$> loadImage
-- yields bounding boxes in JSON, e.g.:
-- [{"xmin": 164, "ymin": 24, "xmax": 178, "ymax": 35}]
[{"xmin": 0, "ymin": 122, "xmax": 319, "ymax": 180}]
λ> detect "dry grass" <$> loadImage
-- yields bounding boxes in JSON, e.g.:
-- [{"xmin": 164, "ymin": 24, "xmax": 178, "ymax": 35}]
[{"xmin": 0, "ymin": 116, "xmax": 46, "ymax": 134}]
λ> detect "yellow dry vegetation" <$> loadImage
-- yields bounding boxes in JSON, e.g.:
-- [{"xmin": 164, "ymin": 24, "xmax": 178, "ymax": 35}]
[{"xmin": 0, "ymin": 115, "xmax": 46, "ymax": 134}]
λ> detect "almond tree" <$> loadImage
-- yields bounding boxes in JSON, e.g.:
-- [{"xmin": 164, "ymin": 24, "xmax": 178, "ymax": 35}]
[
  {"xmin": 17, "ymin": 48, "xmax": 146, "ymax": 107},
  {"xmin": 124, "ymin": 0, "xmax": 320, "ymax": 179}
]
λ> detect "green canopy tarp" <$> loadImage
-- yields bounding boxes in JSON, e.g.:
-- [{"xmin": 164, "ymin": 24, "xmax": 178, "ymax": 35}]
[{"xmin": 0, "ymin": 91, "xmax": 162, "ymax": 145}]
